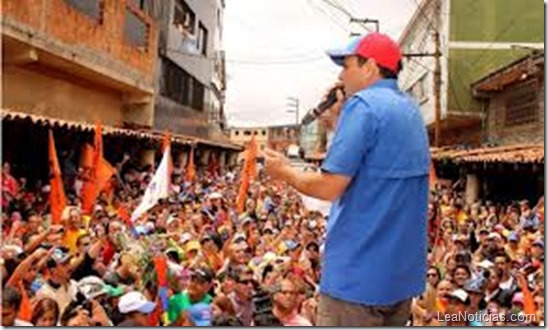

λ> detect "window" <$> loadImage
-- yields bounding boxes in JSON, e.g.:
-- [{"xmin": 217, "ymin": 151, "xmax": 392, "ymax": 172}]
[
  {"xmin": 160, "ymin": 58, "xmax": 206, "ymax": 111},
  {"xmin": 124, "ymin": 7, "xmax": 148, "ymax": 49},
  {"xmin": 244, "ymin": 130, "xmax": 251, "ymax": 136},
  {"xmin": 262, "ymin": 130, "xmax": 266, "ymax": 136},
  {"xmin": 234, "ymin": 130, "xmax": 239, "ymax": 136},
  {"xmin": 197, "ymin": 22, "xmax": 208, "ymax": 56},
  {"xmin": 174, "ymin": 0, "xmax": 196, "ymax": 36},
  {"xmin": 64, "ymin": 0, "xmax": 102, "ymax": 22},
  {"xmin": 504, "ymin": 80, "xmax": 538, "ymax": 127}
]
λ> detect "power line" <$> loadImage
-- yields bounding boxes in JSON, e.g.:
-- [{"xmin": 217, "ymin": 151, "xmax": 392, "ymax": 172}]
[
  {"xmin": 317, "ymin": 0, "xmax": 374, "ymax": 33},
  {"xmin": 410, "ymin": 0, "xmax": 437, "ymax": 33},
  {"xmin": 165, "ymin": 47, "xmax": 326, "ymax": 65},
  {"xmin": 306, "ymin": 0, "xmax": 349, "ymax": 33}
]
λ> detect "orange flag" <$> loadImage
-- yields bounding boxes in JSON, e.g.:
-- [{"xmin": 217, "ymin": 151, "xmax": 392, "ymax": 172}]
[
  {"xmin": 236, "ymin": 174, "xmax": 250, "ymax": 214},
  {"xmin": 185, "ymin": 147, "xmax": 196, "ymax": 182},
  {"xmin": 518, "ymin": 275, "xmax": 536, "ymax": 316},
  {"xmin": 247, "ymin": 136, "xmax": 257, "ymax": 180},
  {"xmin": 81, "ymin": 121, "xmax": 110, "ymax": 214},
  {"xmin": 97, "ymin": 157, "xmax": 116, "ymax": 194},
  {"xmin": 117, "ymin": 205, "xmax": 131, "ymax": 227},
  {"xmin": 81, "ymin": 144, "xmax": 94, "ymax": 169},
  {"xmin": 429, "ymin": 162, "xmax": 437, "ymax": 189},
  {"xmin": 17, "ymin": 281, "xmax": 32, "ymax": 322},
  {"xmin": 48, "ymin": 130, "xmax": 66, "ymax": 225},
  {"xmin": 236, "ymin": 136, "xmax": 257, "ymax": 214}
]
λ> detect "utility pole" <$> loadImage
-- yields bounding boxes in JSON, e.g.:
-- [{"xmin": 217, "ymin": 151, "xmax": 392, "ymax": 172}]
[
  {"xmin": 286, "ymin": 97, "xmax": 299, "ymax": 126},
  {"xmin": 433, "ymin": 29, "xmax": 441, "ymax": 148}
]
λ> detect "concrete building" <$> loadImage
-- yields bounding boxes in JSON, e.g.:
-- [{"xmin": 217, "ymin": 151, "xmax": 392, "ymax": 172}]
[
  {"xmin": 229, "ymin": 127, "xmax": 269, "ymax": 151},
  {"xmin": 143, "ymin": 0, "xmax": 227, "ymax": 140},
  {"xmin": 398, "ymin": 0, "xmax": 543, "ymax": 146}
]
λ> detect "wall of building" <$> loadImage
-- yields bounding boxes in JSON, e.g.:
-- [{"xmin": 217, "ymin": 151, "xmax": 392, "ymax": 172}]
[
  {"xmin": 446, "ymin": 0, "xmax": 543, "ymax": 114},
  {"xmin": 485, "ymin": 78, "xmax": 544, "ymax": 145},
  {"xmin": 3, "ymin": 65, "xmax": 124, "ymax": 126},
  {"xmin": 151, "ymin": 0, "xmax": 226, "ymax": 137},
  {"xmin": 399, "ymin": 0, "xmax": 542, "ymax": 125},
  {"xmin": 229, "ymin": 127, "xmax": 269, "ymax": 150},
  {"xmin": 3, "ymin": 0, "xmax": 158, "ymax": 79},
  {"xmin": 2, "ymin": 0, "xmax": 158, "ymax": 127}
]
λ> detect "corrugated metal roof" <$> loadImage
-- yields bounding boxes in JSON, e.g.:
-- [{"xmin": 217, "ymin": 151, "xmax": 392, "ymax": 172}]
[
  {"xmin": 1, "ymin": 110, "xmax": 242, "ymax": 151},
  {"xmin": 431, "ymin": 144, "xmax": 544, "ymax": 164}
]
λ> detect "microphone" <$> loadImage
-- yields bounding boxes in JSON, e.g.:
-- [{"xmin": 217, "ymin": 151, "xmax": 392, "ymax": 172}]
[{"xmin": 301, "ymin": 87, "xmax": 344, "ymax": 126}]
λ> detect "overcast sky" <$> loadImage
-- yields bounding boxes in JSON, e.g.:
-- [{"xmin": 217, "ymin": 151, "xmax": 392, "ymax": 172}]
[{"xmin": 223, "ymin": 0, "xmax": 417, "ymax": 128}]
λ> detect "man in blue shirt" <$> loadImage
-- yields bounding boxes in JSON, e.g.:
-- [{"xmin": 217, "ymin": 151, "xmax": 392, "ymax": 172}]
[{"xmin": 263, "ymin": 33, "xmax": 430, "ymax": 326}]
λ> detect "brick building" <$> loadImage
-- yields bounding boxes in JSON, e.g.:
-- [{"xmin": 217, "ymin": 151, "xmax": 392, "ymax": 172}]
[{"xmin": 2, "ymin": 0, "xmax": 239, "ymax": 181}]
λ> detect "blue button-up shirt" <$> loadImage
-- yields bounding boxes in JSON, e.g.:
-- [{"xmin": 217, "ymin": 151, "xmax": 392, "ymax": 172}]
[{"xmin": 320, "ymin": 79, "xmax": 430, "ymax": 306}]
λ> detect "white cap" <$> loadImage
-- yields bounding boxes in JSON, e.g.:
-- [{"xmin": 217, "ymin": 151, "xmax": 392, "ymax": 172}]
[
  {"xmin": 449, "ymin": 289, "xmax": 469, "ymax": 304},
  {"xmin": 477, "ymin": 259, "xmax": 495, "ymax": 270},
  {"xmin": 209, "ymin": 192, "xmax": 223, "ymax": 199},
  {"xmin": 487, "ymin": 232, "xmax": 501, "ymax": 240},
  {"xmin": 166, "ymin": 214, "xmax": 179, "ymax": 226},
  {"xmin": 77, "ymin": 276, "xmax": 106, "ymax": 300},
  {"xmin": 118, "ymin": 291, "xmax": 156, "ymax": 314},
  {"xmin": 180, "ymin": 232, "xmax": 193, "ymax": 244}
]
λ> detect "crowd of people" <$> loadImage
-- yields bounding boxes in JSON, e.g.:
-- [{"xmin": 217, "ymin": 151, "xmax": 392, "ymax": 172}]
[{"xmin": 1, "ymin": 155, "xmax": 545, "ymax": 326}]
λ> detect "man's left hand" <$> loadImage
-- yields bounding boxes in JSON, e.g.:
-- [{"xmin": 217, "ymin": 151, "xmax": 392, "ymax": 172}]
[{"xmin": 262, "ymin": 148, "xmax": 291, "ymax": 181}]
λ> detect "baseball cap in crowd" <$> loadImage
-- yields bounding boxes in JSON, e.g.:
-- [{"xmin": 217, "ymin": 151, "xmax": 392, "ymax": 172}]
[
  {"xmin": 166, "ymin": 214, "xmax": 179, "ymax": 227},
  {"xmin": 77, "ymin": 276, "xmax": 107, "ymax": 300},
  {"xmin": 448, "ymin": 289, "xmax": 470, "ymax": 305},
  {"xmin": 487, "ymin": 232, "xmax": 501, "ymax": 241},
  {"xmin": 118, "ymin": 291, "xmax": 156, "ymax": 314},
  {"xmin": 208, "ymin": 192, "xmax": 223, "ymax": 200},
  {"xmin": 233, "ymin": 233, "xmax": 247, "ymax": 244},
  {"xmin": 477, "ymin": 259, "xmax": 495, "ymax": 270},
  {"xmin": 326, "ymin": 33, "xmax": 402, "ymax": 72},
  {"xmin": 284, "ymin": 240, "xmax": 300, "ymax": 252},
  {"xmin": 185, "ymin": 240, "xmax": 201, "ymax": 254},
  {"xmin": 187, "ymin": 302, "xmax": 212, "ymax": 326},
  {"xmin": 532, "ymin": 239, "xmax": 544, "ymax": 248},
  {"xmin": 191, "ymin": 267, "xmax": 214, "ymax": 283},
  {"xmin": 180, "ymin": 233, "xmax": 193, "ymax": 245},
  {"xmin": 508, "ymin": 232, "xmax": 519, "ymax": 242}
]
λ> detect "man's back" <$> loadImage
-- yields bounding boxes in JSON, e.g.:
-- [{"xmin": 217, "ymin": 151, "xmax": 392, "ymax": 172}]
[{"xmin": 320, "ymin": 79, "xmax": 430, "ymax": 306}]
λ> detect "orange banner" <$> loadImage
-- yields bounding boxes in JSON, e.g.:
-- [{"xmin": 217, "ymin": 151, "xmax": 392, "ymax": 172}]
[
  {"xmin": 48, "ymin": 130, "xmax": 67, "ymax": 225},
  {"xmin": 185, "ymin": 147, "xmax": 196, "ymax": 182}
]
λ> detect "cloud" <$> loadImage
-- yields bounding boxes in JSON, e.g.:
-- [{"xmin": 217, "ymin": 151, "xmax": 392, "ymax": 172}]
[{"xmin": 223, "ymin": 0, "xmax": 416, "ymax": 127}]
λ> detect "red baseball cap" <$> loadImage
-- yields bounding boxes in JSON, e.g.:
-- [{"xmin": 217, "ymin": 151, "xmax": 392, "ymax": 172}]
[{"xmin": 326, "ymin": 33, "xmax": 402, "ymax": 72}]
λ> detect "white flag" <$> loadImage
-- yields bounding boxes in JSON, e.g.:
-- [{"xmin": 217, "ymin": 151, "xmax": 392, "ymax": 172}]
[
  {"xmin": 131, "ymin": 147, "xmax": 171, "ymax": 222},
  {"xmin": 299, "ymin": 193, "xmax": 332, "ymax": 217}
]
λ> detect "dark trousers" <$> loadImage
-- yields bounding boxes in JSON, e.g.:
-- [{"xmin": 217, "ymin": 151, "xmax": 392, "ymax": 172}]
[{"xmin": 317, "ymin": 293, "xmax": 412, "ymax": 326}]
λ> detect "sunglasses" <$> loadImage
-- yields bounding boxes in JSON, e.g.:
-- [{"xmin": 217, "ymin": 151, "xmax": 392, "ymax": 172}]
[{"xmin": 427, "ymin": 273, "xmax": 438, "ymax": 277}]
